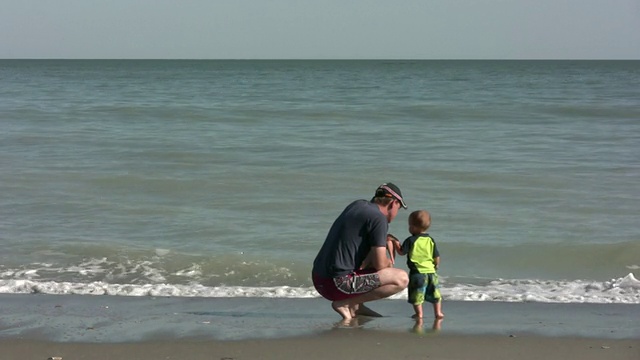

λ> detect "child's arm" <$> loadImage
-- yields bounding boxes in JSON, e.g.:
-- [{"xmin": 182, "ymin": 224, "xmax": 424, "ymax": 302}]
[
  {"xmin": 434, "ymin": 256, "xmax": 440, "ymax": 270},
  {"xmin": 390, "ymin": 234, "xmax": 407, "ymax": 256}
]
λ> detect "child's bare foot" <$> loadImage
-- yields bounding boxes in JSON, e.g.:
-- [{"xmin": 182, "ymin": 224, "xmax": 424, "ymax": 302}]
[
  {"xmin": 433, "ymin": 302, "xmax": 444, "ymax": 319},
  {"xmin": 411, "ymin": 313, "xmax": 423, "ymax": 319},
  {"xmin": 331, "ymin": 301, "xmax": 353, "ymax": 320}
]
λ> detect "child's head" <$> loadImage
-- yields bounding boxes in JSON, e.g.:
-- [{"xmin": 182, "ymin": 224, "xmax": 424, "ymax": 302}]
[{"xmin": 408, "ymin": 210, "xmax": 431, "ymax": 235}]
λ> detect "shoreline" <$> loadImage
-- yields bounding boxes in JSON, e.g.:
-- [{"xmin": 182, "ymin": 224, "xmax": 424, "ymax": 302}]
[
  {"xmin": 0, "ymin": 294, "xmax": 637, "ymax": 359},
  {"xmin": 0, "ymin": 294, "xmax": 638, "ymax": 343}
]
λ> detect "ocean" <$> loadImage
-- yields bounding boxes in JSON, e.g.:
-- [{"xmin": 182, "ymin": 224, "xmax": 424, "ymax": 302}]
[{"xmin": 1, "ymin": 60, "xmax": 638, "ymax": 304}]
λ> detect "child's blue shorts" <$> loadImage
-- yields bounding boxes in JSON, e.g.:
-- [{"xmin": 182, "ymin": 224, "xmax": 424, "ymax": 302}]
[{"xmin": 408, "ymin": 272, "xmax": 441, "ymax": 305}]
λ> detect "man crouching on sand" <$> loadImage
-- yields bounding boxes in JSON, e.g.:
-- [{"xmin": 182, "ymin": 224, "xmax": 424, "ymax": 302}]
[{"xmin": 312, "ymin": 183, "xmax": 409, "ymax": 321}]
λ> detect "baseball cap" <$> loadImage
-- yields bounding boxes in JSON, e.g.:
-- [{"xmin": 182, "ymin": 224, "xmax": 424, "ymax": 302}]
[{"xmin": 374, "ymin": 182, "xmax": 407, "ymax": 209}]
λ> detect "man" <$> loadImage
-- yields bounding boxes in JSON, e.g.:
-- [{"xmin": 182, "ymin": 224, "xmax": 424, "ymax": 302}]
[{"xmin": 312, "ymin": 183, "xmax": 410, "ymax": 320}]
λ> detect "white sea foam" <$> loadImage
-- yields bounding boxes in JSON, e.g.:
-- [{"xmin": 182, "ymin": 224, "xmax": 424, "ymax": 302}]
[
  {"xmin": 434, "ymin": 273, "xmax": 640, "ymax": 303},
  {"xmin": 0, "ymin": 273, "xmax": 637, "ymax": 304}
]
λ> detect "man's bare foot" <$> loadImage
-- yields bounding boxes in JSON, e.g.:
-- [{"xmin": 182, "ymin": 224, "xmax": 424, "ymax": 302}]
[
  {"xmin": 349, "ymin": 304, "xmax": 359, "ymax": 318},
  {"xmin": 354, "ymin": 304, "xmax": 382, "ymax": 317},
  {"xmin": 331, "ymin": 301, "xmax": 352, "ymax": 320}
]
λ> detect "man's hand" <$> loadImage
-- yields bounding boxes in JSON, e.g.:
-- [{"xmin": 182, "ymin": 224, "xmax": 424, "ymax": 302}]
[{"xmin": 387, "ymin": 234, "xmax": 400, "ymax": 250}]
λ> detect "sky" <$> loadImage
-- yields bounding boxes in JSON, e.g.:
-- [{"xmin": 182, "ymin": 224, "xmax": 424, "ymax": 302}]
[{"xmin": 1, "ymin": 0, "xmax": 639, "ymax": 59}]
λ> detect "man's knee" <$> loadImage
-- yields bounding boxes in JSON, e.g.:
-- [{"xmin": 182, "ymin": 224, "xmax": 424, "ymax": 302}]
[
  {"xmin": 397, "ymin": 270, "xmax": 409, "ymax": 289},
  {"xmin": 379, "ymin": 268, "xmax": 409, "ymax": 288}
]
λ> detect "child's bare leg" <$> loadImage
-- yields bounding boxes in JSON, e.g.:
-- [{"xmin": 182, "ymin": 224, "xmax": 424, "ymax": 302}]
[
  {"xmin": 411, "ymin": 304, "xmax": 423, "ymax": 319},
  {"xmin": 433, "ymin": 301, "xmax": 444, "ymax": 319}
]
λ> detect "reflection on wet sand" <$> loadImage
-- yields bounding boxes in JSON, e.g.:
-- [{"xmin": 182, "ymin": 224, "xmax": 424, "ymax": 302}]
[
  {"xmin": 333, "ymin": 316, "xmax": 375, "ymax": 328},
  {"xmin": 412, "ymin": 317, "xmax": 443, "ymax": 334}
]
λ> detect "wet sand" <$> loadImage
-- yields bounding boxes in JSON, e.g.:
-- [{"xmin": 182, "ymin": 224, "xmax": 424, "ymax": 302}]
[
  {"xmin": 2, "ymin": 332, "xmax": 638, "ymax": 360},
  {"xmin": 0, "ymin": 294, "xmax": 637, "ymax": 359}
]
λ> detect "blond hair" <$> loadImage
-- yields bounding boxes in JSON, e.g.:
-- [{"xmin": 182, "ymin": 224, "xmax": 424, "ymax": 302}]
[{"xmin": 408, "ymin": 210, "xmax": 431, "ymax": 232}]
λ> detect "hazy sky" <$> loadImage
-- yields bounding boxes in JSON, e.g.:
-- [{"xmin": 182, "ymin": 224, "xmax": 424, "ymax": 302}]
[{"xmin": 1, "ymin": 0, "xmax": 639, "ymax": 59}]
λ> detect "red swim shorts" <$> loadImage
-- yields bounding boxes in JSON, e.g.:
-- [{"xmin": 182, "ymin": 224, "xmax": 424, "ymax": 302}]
[{"xmin": 312, "ymin": 269, "xmax": 381, "ymax": 301}]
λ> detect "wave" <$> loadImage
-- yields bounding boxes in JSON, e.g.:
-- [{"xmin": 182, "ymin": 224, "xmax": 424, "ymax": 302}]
[{"xmin": 1, "ymin": 273, "xmax": 637, "ymax": 304}]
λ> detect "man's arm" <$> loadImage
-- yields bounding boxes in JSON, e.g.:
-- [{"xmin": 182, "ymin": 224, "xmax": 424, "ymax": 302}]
[
  {"xmin": 387, "ymin": 234, "xmax": 403, "ymax": 256},
  {"xmin": 369, "ymin": 246, "xmax": 393, "ymax": 270}
]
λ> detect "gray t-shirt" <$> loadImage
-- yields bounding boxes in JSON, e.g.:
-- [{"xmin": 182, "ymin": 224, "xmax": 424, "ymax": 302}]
[{"xmin": 312, "ymin": 200, "xmax": 389, "ymax": 278}]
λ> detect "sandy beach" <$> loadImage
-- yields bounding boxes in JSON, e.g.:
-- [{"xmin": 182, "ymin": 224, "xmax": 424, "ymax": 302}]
[
  {"xmin": 2, "ymin": 332, "xmax": 638, "ymax": 360},
  {"xmin": 0, "ymin": 294, "xmax": 637, "ymax": 359}
]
